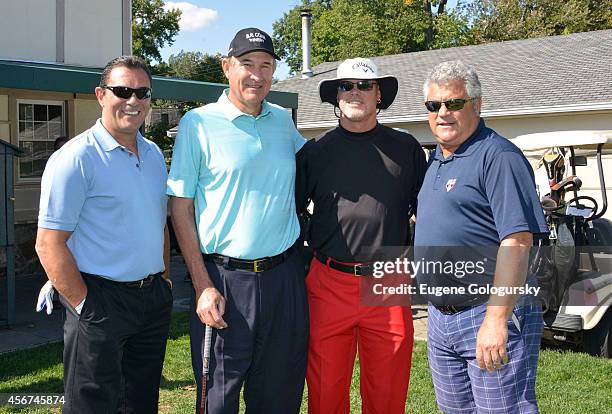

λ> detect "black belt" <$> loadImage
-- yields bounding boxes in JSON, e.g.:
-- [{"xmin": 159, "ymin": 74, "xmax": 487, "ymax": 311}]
[
  {"xmin": 434, "ymin": 304, "xmax": 472, "ymax": 315},
  {"xmin": 204, "ymin": 244, "xmax": 296, "ymax": 273},
  {"xmin": 83, "ymin": 272, "xmax": 164, "ymax": 289},
  {"xmin": 314, "ymin": 251, "xmax": 374, "ymax": 276}
]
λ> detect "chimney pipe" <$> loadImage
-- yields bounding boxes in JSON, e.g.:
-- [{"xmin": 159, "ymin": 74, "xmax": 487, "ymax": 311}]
[{"xmin": 301, "ymin": 9, "xmax": 313, "ymax": 79}]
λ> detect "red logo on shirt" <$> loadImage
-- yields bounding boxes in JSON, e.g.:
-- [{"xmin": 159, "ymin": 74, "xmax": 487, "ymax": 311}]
[{"xmin": 446, "ymin": 178, "xmax": 457, "ymax": 192}]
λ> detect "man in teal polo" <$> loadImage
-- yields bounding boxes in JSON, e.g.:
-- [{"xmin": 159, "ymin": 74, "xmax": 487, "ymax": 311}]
[{"xmin": 167, "ymin": 27, "xmax": 308, "ymax": 414}]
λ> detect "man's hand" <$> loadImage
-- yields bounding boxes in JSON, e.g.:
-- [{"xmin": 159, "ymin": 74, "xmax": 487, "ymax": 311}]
[
  {"xmin": 475, "ymin": 231, "xmax": 532, "ymax": 372},
  {"xmin": 476, "ymin": 313, "xmax": 510, "ymax": 372},
  {"xmin": 170, "ymin": 196, "xmax": 228, "ymax": 328},
  {"xmin": 35, "ymin": 228, "xmax": 87, "ymax": 309},
  {"xmin": 196, "ymin": 287, "xmax": 227, "ymax": 329}
]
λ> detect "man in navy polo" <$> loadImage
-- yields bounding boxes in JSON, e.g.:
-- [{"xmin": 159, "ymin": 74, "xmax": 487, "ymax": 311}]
[
  {"xmin": 414, "ymin": 60, "xmax": 548, "ymax": 413},
  {"xmin": 167, "ymin": 27, "xmax": 308, "ymax": 414},
  {"xmin": 36, "ymin": 56, "xmax": 172, "ymax": 413}
]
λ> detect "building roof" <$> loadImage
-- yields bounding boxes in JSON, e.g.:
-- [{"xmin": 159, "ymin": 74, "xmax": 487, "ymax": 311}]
[
  {"xmin": 273, "ymin": 30, "xmax": 612, "ymax": 130},
  {"xmin": 0, "ymin": 60, "xmax": 298, "ymax": 109}
]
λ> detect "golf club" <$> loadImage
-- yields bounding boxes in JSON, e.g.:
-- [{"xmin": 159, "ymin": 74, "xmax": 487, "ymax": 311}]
[{"xmin": 199, "ymin": 324, "xmax": 213, "ymax": 414}]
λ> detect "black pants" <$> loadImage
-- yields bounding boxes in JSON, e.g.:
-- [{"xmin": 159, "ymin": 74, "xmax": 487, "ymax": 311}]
[
  {"xmin": 190, "ymin": 249, "xmax": 309, "ymax": 414},
  {"xmin": 61, "ymin": 274, "xmax": 173, "ymax": 414}
]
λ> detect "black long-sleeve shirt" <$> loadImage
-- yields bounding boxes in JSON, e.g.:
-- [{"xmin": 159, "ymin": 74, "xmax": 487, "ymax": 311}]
[{"xmin": 296, "ymin": 123, "xmax": 426, "ymax": 262}]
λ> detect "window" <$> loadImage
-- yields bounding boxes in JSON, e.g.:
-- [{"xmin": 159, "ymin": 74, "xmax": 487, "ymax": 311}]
[{"xmin": 17, "ymin": 100, "xmax": 65, "ymax": 179}]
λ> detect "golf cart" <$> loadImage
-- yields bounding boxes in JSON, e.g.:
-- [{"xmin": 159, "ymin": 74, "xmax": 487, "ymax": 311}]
[{"xmin": 510, "ymin": 130, "xmax": 612, "ymax": 357}]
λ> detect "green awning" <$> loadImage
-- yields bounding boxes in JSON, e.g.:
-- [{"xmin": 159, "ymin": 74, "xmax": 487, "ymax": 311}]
[{"xmin": 0, "ymin": 60, "xmax": 298, "ymax": 109}]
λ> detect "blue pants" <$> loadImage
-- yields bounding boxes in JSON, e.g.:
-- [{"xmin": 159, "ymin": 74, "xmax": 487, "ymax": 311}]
[
  {"xmin": 190, "ymin": 249, "xmax": 309, "ymax": 414},
  {"xmin": 427, "ymin": 302, "xmax": 543, "ymax": 414}
]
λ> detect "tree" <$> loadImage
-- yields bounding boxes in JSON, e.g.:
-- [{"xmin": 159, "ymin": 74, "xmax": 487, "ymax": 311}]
[
  {"xmin": 132, "ymin": 0, "xmax": 181, "ymax": 64},
  {"xmin": 272, "ymin": 0, "xmax": 332, "ymax": 73},
  {"xmin": 167, "ymin": 51, "xmax": 226, "ymax": 84},
  {"xmin": 273, "ymin": 0, "xmax": 611, "ymax": 74},
  {"xmin": 461, "ymin": 0, "xmax": 612, "ymax": 43},
  {"xmin": 273, "ymin": 0, "xmax": 465, "ymax": 73}
]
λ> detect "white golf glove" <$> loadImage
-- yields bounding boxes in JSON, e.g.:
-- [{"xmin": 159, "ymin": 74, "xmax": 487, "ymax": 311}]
[{"xmin": 36, "ymin": 280, "xmax": 55, "ymax": 315}]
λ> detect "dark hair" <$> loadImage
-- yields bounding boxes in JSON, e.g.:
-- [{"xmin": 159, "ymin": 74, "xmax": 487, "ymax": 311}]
[
  {"xmin": 53, "ymin": 136, "xmax": 69, "ymax": 151},
  {"xmin": 99, "ymin": 55, "xmax": 152, "ymax": 87}
]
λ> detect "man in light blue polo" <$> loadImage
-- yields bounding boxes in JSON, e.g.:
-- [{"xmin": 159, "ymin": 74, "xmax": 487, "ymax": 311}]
[
  {"xmin": 36, "ymin": 56, "xmax": 172, "ymax": 413},
  {"xmin": 167, "ymin": 27, "xmax": 308, "ymax": 414}
]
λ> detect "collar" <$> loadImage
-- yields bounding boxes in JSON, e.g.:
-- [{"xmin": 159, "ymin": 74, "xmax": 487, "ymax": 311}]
[
  {"xmin": 433, "ymin": 119, "xmax": 487, "ymax": 162},
  {"xmin": 218, "ymin": 89, "xmax": 272, "ymax": 122},
  {"xmin": 92, "ymin": 119, "xmax": 149, "ymax": 156},
  {"xmin": 336, "ymin": 122, "xmax": 380, "ymax": 142}
]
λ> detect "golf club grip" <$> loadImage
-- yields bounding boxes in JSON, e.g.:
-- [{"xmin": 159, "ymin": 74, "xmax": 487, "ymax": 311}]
[
  {"xmin": 199, "ymin": 325, "xmax": 213, "ymax": 414},
  {"xmin": 203, "ymin": 325, "xmax": 212, "ymax": 373}
]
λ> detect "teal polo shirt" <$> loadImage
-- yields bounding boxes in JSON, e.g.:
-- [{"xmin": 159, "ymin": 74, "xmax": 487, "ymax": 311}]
[
  {"xmin": 38, "ymin": 120, "xmax": 168, "ymax": 281},
  {"xmin": 167, "ymin": 90, "xmax": 305, "ymax": 259}
]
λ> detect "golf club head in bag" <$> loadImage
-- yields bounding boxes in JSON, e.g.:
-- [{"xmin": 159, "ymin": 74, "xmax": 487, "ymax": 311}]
[{"xmin": 541, "ymin": 150, "xmax": 566, "ymax": 204}]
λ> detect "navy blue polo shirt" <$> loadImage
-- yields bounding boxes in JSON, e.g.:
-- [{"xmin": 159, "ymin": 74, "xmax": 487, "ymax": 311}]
[
  {"xmin": 413, "ymin": 120, "xmax": 547, "ymax": 305},
  {"xmin": 415, "ymin": 120, "xmax": 547, "ymax": 247}
]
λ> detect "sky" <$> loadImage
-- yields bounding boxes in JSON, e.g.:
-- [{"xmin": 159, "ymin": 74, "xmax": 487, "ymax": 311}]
[
  {"xmin": 160, "ymin": 0, "xmax": 460, "ymax": 81},
  {"xmin": 159, "ymin": 1, "xmax": 298, "ymax": 80}
]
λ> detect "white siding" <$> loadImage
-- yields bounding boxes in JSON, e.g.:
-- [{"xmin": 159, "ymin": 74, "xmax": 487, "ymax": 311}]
[
  {"xmin": 0, "ymin": 0, "xmax": 56, "ymax": 62},
  {"xmin": 299, "ymin": 111, "xmax": 612, "ymax": 220},
  {"xmin": 64, "ymin": 0, "xmax": 123, "ymax": 67}
]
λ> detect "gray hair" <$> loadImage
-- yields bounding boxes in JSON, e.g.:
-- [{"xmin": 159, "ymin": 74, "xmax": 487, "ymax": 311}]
[{"xmin": 423, "ymin": 60, "xmax": 481, "ymax": 100}]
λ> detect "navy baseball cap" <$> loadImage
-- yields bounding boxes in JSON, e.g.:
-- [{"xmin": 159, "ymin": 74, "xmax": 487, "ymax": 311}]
[{"xmin": 227, "ymin": 27, "xmax": 280, "ymax": 60}]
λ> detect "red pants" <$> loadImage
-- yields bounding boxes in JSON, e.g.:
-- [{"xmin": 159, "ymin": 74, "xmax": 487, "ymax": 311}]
[{"xmin": 306, "ymin": 257, "xmax": 413, "ymax": 414}]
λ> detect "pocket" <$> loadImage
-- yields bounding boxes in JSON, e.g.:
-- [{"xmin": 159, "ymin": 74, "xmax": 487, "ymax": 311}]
[
  {"xmin": 78, "ymin": 282, "xmax": 109, "ymax": 324},
  {"xmin": 59, "ymin": 294, "xmax": 81, "ymax": 319},
  {"xmin": 508, "ymin": 306, "xmax": 524, "ymax": 334},
  {"xmin": 159, "ymin": 276, "xmax": 174, "ymax": 306}
]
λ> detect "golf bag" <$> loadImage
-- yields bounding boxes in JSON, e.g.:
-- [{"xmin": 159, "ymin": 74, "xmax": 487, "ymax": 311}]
[{"xmin": 531, "ymin": 214, "xmax": 588, "ymax": 313}]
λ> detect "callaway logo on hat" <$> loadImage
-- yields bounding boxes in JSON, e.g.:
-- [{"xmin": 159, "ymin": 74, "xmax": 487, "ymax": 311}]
[
  {"xmin": 227, "ymin": 27, "xmax": 280, "ymax": 60},
  {"xmin": 318, "ymin": 57, "xmax": 399, "ymax": 109}
]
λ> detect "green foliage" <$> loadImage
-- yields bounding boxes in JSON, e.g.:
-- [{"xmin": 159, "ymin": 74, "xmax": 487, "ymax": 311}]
[
  {"xmin": 431, "ymin": 8, "xmax": 475, "ymax": 49},
  {"xmin": 273, "ymin": 0, "xmax": 461, "ymax": 73},
  {"xmin": 312, "ymin": 0, "xmax": 431, "ymax": 63},
  {"xmin": 273, "ymin": 0, "xmax": 612, "ymax": 73},
  {"xmin": 132, "ymin": 0, "xmax": 181, "ymax": 64},
  {"xmin": 272, "ymin": 0, "xmax": 332, "ymax": 73},
  {"xmin": 167, "ymin": 51, "xmax": 225, "ymax": 84},
  {"xmin": 146, "ymin": 119, "xmax": 175, "ymax": 155},
  {"xmin": 461, "ymin": 0, "xmax": 612, "ymax": 43}
]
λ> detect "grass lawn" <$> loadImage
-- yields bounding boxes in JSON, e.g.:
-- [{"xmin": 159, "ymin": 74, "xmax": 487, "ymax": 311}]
[{"xmin": 1, "ymin": 312, "xmax": 610, "ymax": 413}]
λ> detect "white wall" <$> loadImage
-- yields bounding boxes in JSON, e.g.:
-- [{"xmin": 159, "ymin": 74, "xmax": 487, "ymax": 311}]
[
  {"xmin": 64, "ymin": 0, "xmax": 124, "ymax": 67},
  {"xmin": 0, "ymin": 0, "xmax": 126, "ymax": 67},
  {"xmin": 0, "ymin": 0, "xmax": 56, "ymax": 62},
  {"xmin": 299, "ymin": 110, "xmax": 612, "ymax": 220}
]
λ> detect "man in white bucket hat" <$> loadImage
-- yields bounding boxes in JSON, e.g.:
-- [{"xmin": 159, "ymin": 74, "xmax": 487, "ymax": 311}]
[{"xmin": 296, "ymin": 57, "xmax": 427, "ymax": 413}]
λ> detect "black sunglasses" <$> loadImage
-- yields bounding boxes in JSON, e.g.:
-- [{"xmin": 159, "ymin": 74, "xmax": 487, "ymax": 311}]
[
  {"xmin": 425, "ymin": 98, "xmax": 476, "ymax": 112},
  {"xmin": 102, "ymin": 85, "xmax": 152, "ymax": 100},
  {"xmin": 338, "ymin": 80, "xmax": 377, "ymax": 92}
]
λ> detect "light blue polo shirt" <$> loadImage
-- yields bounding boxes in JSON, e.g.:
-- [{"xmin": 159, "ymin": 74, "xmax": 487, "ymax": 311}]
[
  {"xmin": 38, "ymin": 119, "xmax": 168, "ymax": 281},
  {"xmin": 167, "ymin": 90, "xmax": 305, "ymax": 259}
]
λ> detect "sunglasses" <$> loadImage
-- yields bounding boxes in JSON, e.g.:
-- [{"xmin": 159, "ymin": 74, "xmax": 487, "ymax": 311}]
[
  {"xmin": 338, "ymin": 80, "xmax": 377, "ymax": 92},
  {"xmin": 424, "ymin": 98, "xmax": 476, "ymax": 112},
  {"xmin": 102, "ymin": 85, "xmax": 152, "ymax": 100}
]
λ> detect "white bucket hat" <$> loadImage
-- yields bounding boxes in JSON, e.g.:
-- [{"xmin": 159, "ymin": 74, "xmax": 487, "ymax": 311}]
[{"xmin": 318, "ymin": 57, "xmax": 399, "ymax": 109}]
